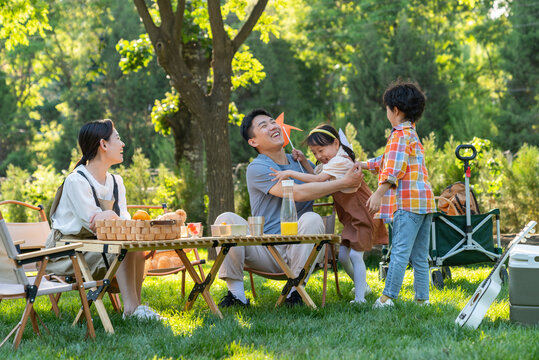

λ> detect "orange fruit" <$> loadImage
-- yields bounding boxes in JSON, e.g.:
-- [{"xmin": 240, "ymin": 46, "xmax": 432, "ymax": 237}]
[{"xmin": 132, "ymin": 210, "xmax": 151, "ymax": 220}]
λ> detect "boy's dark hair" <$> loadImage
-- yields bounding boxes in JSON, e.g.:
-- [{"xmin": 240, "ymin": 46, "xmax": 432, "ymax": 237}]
[
  {"xmin": 383, "ymin": 80, "xmax": 426, "ymax": 123},
  {"xmin": 240, "ymin": 108, "xmax": 273, "ymax": 142},
  {"xmin": 306, "ymin": 124, "xmax": 355, "ymax": 163}
]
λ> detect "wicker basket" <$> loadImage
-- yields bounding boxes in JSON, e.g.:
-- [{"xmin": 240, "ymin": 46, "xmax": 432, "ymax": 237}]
[{"xmin": 95, "ymin": 219, "xmax": 182, "ymax": 241}]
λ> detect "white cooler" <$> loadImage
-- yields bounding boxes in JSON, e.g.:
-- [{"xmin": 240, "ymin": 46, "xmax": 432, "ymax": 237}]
[{"xmin": 508, "ymin": 244, "xmax": 539, "ymax": 325}]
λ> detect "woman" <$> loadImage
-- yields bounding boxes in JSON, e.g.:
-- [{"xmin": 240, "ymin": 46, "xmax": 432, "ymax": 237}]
[{"xmin": 46, "ymin": 119, "xmax": 161, "ymax": 320}]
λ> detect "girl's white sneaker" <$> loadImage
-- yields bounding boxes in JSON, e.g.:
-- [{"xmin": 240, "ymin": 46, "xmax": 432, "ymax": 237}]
[{"xmin": 373, "ymin": 296, "xmax": 394, "ymax": 308}]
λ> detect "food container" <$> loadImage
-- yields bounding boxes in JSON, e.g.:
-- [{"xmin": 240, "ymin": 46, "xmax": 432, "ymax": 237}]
[
  {"xmin": 210, "ymin": 225, "xmax": 221, "ymax": 237},
  {"xmin": 229, "ymin": 224, "xmax": 248, "ymax": 236}
]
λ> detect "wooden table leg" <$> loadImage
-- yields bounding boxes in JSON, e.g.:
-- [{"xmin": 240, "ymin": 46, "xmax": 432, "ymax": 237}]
[
  {"xmin": 267, "ymin": 242, "xmax": 325, "ymax": 309},
  {"xmin": 176, "ymin": 248, "xmax": 227, "ymax": 319},
  {"xmin": 74, "ymin": 252, "xmax": 123, "ymax": 334}
]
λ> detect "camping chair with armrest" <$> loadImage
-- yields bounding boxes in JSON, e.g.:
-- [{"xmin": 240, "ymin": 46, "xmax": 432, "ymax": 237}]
[
  {"xmin": 245, "ymin": 202, "xmax": 340, "ymax": 307},
  {"xmin": 0, "ymin": 211, "xmax": 103, "ymax": 350},
  {"xmin": 128, "ymin": 204, "xmax": 206, "ymax": 299},
  {"xmin": 0, "ymin": 200, "xmax": 67, "ymax": 316}
]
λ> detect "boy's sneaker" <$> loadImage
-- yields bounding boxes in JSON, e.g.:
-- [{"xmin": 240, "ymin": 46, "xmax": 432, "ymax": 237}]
[
  {"xmin": 373, "ymin": 296, "xmax": 394, "ymax": 309},
  {"xmin": 416, "ymin": 299, "xmax": 430, "ymax": 306},
  {"xmin": 218, "ymin": 291, "xmax": 250, "ymax": 308},
  {"xmin": 284, "ymin": 290, "xmax": 304, "ymax": 307}
]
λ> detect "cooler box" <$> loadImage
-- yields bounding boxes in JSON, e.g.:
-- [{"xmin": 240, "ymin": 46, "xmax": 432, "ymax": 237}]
[{"xmin": 508, "ymin": 244, "xmax": 539, "ymax": 325}]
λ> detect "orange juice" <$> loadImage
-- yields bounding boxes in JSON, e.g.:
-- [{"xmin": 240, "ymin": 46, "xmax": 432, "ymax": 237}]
[{"xmin": 281, "ymin": 222, "xmax": 298, "ymax": 235}]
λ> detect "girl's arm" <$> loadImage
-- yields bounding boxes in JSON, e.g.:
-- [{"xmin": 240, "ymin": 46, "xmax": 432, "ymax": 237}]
[{"xmin": 269, "ymin": 168, "xmax": 332, "ymax": 183}]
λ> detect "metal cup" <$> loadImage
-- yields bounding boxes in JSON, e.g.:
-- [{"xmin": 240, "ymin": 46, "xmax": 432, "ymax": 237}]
[{"xmin": 248, "ymin": 216, "xmax": 264, "ymax": 236}]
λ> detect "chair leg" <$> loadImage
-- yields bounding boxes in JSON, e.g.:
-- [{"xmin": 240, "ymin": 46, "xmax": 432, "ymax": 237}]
[
  {"xmin": 108, "ymin": 292, "xmax": 122, "ymax": 313},
  {"xmin": 322, "ymin": 244, "xmax": 330, "ymax": 307},
  {"xmin": 29, "ymin": 308, "xmax": 41, "ymax": 335},
  {"xmin": 194, "ymin": 249, "xmax": 206, "ymax": 281},
  {"xmin": 13, "ymin": 302, "xmax": 33, "ymax": 349},
  {"xmin": 181, "ymin": 270, "xmax": 186, "ymax": 298},
  {"xmin": 330, "ymin": 244, "xmax": 341, "ymax": 296},
  {"xmin": 49, "ymin": 294, "xmax": 61, "ymax": 317},
  {"xmin": 249, "ymin": 271, "xmax": 257, "ymax": 299}
]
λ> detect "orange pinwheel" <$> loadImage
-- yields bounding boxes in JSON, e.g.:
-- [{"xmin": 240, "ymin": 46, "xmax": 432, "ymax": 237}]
[{"xmin": 275, "ymin": 112, "xmax": 302, "ymax": 148}]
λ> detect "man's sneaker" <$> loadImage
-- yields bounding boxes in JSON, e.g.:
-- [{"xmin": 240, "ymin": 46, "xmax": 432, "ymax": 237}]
[
  {"xmin": 218, "ymin": 291, "xmax": 250, "ymax": 308},
  {"xmin": 284, "ymin": 290, "xmax": 304, "ymax": 307},
  {"xmin": 373, "ymin": 296, "xmax": 395, "ymax": 309},
  {"xmin": 416, "ymin": 299, "xmax": 430, "ymax": 306}
]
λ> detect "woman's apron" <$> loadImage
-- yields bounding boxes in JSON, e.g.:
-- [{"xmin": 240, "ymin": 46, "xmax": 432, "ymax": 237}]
[{"xmin": 45, "ymin": 171, "xmax": 119, "ymax": 280}]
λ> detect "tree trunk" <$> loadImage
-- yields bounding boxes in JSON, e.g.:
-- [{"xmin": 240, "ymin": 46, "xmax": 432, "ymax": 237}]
[{"xmin": 200, "ymin": 108, "xmax": 234, "ymax": 224}]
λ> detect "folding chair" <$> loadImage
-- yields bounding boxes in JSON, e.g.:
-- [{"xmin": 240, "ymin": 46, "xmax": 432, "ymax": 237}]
[
  {"xmin": 130, "ymin": 204, "xmax": 207, "ymax": 298},
  {"xmin": 0, "ymin": 211, "xmax": 100, "ymax": 350},
  {"xmin": 0, "ymin": 200, "xmax": 50, "ymax": 252},
  {"xmin": 245, "ymin": 202, "xmax": 341, "ymax": 307}
]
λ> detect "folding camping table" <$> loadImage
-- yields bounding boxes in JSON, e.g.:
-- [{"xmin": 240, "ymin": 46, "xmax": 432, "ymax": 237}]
[{"xmin": 58, "ymin": 233, "xmax": 340, "ymax": 334}]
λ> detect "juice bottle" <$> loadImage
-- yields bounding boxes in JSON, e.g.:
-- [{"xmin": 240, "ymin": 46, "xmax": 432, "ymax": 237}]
[{"xmin": 280, "ymin": 180, "xmax": 298, "ymax": 235}]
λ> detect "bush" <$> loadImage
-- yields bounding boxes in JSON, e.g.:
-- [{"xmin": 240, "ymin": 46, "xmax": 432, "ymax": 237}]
[
  {"xmin": 0, "ymin": 164, "xmax": 63, "ymax": 222},
  {"xmin": 498, "ymin": 144, "xmax": 539, "ymax": 232}
]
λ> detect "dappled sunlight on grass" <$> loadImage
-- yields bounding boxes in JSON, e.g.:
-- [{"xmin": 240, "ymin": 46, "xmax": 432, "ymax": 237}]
[
  {"xmin": 166, "ymin": 309, "xmax": 206, "ymax": 337},
  {"xmin": 234, "ymin": 312, "xmax": 252, "ymax": 329},
  {"xmin": 223, "ymin": 341, "xmax": 274, "ymax": 359}
]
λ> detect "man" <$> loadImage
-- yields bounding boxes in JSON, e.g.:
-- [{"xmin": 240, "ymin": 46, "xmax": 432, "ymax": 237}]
[{"xmin": 216, "ymin": 109, "xmax": 364, "ymax": 307}]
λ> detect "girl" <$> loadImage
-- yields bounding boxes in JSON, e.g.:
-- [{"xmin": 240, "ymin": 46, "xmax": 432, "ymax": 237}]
[
  {"xmin": 270, "ymin": 124, "xmax": 388, "ymax": 304},
  {"xmin": 46, "ymin": 119, "xmax": 163, "ymax": 320}
]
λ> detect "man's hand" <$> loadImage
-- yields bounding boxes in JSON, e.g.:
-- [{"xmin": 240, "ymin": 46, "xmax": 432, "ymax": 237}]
[
  {"xmin": 291, "ymin": 149, "xmax": 306, "ymax": 163},
  {"xmin": 269, "ymin": 167, "xmax": 292, "ymax": 182},
  {"xmin": 341, "ymin": 163, "xmax": 364, "ymax": 189},
  {"xmin": 89, "ymin": 210, "xmax": 120, "ymax": 232}
]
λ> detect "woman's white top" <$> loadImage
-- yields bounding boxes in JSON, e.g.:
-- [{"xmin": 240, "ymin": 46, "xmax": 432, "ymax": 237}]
[
  {"xmin": 314, "ymin": 147, "xmax": 357, "ymax": 193},
  {"xmin": 51, "ymin": 165, "xmax": 130, "ymax": 235}
]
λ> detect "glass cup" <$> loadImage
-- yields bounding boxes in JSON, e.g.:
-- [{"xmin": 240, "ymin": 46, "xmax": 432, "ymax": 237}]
[
  {"xmin": 248, "ymin": 216, "xmax": 265, "ymax": 236},
  {"xmin": 187, "ymin": 222, "xmax": 202, "ymax": 238}
]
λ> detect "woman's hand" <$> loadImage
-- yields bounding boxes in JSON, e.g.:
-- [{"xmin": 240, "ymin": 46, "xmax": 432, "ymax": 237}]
[
  {"xmin": 269, "ymin": 167, "xmax": 292, "ymax": 182},
  {"xmin": 89, "ymin": 210, "xmax": 120, "ymax": 232}
]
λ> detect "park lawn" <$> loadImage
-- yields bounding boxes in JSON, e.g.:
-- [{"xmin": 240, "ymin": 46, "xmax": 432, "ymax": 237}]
[{"xmin": 1, "ymin": 252, "xmax": 537, "ymax": 360}]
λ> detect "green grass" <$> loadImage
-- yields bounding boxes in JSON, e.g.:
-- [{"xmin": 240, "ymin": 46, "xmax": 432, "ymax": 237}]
[{"xmin": 1, "ymin": 256, "xmax": 538, "ymax": 360}]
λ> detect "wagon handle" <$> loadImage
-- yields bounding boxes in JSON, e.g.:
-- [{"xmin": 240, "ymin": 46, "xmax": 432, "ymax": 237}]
[{"xmin": 455, "ymin": 144, "xmax": 477, "ymax": 178}]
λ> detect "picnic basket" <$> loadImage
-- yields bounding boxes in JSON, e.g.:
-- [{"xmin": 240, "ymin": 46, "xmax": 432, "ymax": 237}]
[{"xmin": 95, "ymin": 219, "xmax": 182, "ymax": 241}]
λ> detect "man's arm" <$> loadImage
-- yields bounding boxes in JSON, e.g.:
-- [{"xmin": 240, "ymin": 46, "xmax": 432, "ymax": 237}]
[
  {"xmin": 268, "ymin": 163, "xmax": 364, "ymax": 201},
  {"xmin": 269, "ymin": 168, "xmax": 332, "ymax": 183}
]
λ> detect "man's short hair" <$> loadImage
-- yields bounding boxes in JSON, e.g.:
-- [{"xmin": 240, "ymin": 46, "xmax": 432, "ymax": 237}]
[
  {"xmin": 240, "ymin": 108, "xmax": 273, "ymax": 142},
  {"xmin": 383, "ymin": 80, "xmax": 426, "ymax": 123}
]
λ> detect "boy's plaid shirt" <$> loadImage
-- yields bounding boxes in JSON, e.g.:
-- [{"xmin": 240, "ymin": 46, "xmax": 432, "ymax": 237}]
[{"xmin": 367, "ymin": 121, "xmax": 436, "ymax": 221}]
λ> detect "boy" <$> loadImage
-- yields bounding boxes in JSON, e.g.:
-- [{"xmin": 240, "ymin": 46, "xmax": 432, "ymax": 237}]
[{"xmin": 361, "ymin": 80, "xmax": 436, "ymax": 307}]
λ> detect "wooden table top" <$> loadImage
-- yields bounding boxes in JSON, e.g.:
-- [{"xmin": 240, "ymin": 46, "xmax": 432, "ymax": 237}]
[{"xmin": 59, "ymin": 234, "xmax": 340, "ymax": 252}]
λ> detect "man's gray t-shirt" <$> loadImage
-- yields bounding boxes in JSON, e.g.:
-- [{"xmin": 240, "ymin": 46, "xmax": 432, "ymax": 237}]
[{"xmin": 246, "ymin": 154, "xmax": 314, "ymax": 234}]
